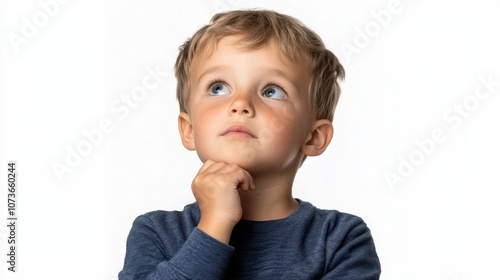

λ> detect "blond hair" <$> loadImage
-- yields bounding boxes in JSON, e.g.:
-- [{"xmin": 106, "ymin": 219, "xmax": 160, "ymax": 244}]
[{"xmin": 174, "ymin": 10, "xmax": 345, "ymax": 121}]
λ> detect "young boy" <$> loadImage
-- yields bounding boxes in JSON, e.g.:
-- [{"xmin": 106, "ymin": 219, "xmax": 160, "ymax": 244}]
[{"xmin": 119, "ymin": 10, "xmax": 381, "ymax": 279}]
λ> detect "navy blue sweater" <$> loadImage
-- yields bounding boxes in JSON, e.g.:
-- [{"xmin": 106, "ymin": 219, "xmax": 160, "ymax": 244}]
[{"xmin": 119, "ymin": 200, "xmax": 381, "ymax": 279}]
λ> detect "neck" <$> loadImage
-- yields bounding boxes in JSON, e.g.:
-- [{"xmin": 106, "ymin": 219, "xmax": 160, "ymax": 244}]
[{"xmin": 238, "ymin": 171, "xmax": 300, "ymax": 221}]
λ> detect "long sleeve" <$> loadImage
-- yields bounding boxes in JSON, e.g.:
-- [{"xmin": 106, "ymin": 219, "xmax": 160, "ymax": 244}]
[
  {"xmin": 322, "ymin": 216, "xmax": 381, "ymax": 279},
  {"xmin": 119, "ymin": 200, "xmax": 380, "ymax": 279},
  {"xmin": 119, "ymin": 213, "xmax": 234, "ymax": 280}
]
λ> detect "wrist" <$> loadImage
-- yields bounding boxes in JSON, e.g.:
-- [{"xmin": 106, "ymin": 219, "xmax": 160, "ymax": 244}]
[{"xmin": 197, "ymin": 216, "xmax": 235, "ymax": 244}]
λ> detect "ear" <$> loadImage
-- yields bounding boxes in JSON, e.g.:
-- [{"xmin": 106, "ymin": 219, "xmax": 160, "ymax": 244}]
[
  {"xmin": 178, "ymin": 112, "xmax": 195, "ymax": 151},
  {"xmin": 302, "ymin": 119, "xmax": 334, "ymax": 157}
]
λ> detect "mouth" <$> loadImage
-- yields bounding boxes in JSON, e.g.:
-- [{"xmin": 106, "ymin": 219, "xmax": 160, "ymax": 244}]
[{"xmin": 221, "ymin": 124, "xmax": 257, "ymax": 138}]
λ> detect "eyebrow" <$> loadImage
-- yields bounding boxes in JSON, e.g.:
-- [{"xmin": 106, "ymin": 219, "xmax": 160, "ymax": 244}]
[
  {"xmin": 195, "ymin": 65, "xmax": 230, "ymax": 85},
  {"xmin": 261, "ymin": 68, "xmax": 295, "ymax": 84},
  {"xmin": 196, "ymin": 65, "xmax": 299, "ymax": 90},
  {"xmin": 257, "ymin": 67, "xmax": 302, "ymax": 92}
]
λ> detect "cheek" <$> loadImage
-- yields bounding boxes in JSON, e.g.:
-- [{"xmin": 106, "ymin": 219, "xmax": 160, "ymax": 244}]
[
  {"xmin": 192, "ymin": 119, "xmax": 214, "ymax": 146},
  {"xmin": 261, "ymin": 114, "xmax": 306, "ymax": 149},
  {"xmin": 191, "ymin": 125, "xmax": 212, "ymax": 162},
  {"xmin": 191, "ymin": 109, "xmax": 221, "ymax": 151},
  {"xmin": 262, "ymin": 105, "xmax": 308, "ymax": 140},
  {"xmin": 262, "ymin": 106, "xmax": 295, "ymax": 133},
  {"xmin": 267, "ymin": 116, "xmax": 286, "ymax": 132}
]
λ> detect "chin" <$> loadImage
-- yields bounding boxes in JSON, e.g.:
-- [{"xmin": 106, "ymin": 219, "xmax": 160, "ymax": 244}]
[
  {"xmin": 220, "ymin": 157, "xmax": 257, "ymax": 169},
  {"xmin": 199, "ymin": 146, "xmax": 259, "ymax": 165}
]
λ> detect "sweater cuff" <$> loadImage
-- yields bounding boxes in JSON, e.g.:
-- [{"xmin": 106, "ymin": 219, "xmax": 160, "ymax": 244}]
[{"xmin": 165, "ymin": 227, "xmax": 234, "ymax": 278}]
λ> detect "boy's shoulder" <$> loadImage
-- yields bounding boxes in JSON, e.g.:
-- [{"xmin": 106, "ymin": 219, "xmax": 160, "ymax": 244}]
[
  {"xmin": 140, "ymin": 202, "xmax": 200, "ymax": 220},
  {"xmin": 131, "ymin": 202, "xmax": 201, "ymax": 236},
  {"xmin": 295, "ymin": 199, "xmax": 370, "ymax": 234}
]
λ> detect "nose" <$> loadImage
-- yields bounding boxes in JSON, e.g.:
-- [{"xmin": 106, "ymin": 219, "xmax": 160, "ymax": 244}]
[{"xmin": 228, "ymin": 93, "xmax": 255, "ymax": 117}]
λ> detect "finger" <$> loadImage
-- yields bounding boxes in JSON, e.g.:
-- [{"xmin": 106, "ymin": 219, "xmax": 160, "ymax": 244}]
[
  {"xmin": 232, "ymin": 168, "xmax": 255, "ymax": 191},
  {"xmin": 217, "ymin": 163, "xmax": 244, "ymax": 175},
  {"xmin": 199, "ymin": 160, "xmax": 229, "ymax": 174},
  {"xmin": 198, "ymin": 159, "xmax": 216, "ymax": 173},
  {"xmin": 202, "ymin": 161, "xmax": 228, "ymax": 174},
  {"xmin": 215, "ymin": 164, "xmax": 252, "ymax": 189}
]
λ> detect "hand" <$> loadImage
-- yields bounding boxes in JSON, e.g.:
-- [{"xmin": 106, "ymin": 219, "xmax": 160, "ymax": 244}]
[{"xmin": 192, "ymin": 160, "xmax": 255, "ymax": 243}]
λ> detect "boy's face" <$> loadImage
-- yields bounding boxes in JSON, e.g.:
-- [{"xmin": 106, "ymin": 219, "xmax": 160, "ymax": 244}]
[{"xmin": 179, "ymin": 36, "xmax": 317, "ymax": 175}]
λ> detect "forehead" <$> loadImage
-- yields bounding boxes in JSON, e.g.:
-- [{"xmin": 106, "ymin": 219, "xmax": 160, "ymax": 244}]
[{"xmin": 191, "ymin": 36, "xmax": 309, "ymax": 83}]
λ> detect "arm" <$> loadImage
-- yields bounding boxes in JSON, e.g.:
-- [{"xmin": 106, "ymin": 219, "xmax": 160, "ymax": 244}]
[
  {"xmin": 119, "ymin": 160, "xmax": 254, "ymax": 279},
  {"xmin": 118, "ymin": 214, "xmax": 234, "ymax": 280},
  {"xmin": 322, "ymin": 218, "xmax": 381, "ymax": 280}
]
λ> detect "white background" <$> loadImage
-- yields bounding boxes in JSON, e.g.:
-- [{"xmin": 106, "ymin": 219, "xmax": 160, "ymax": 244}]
[{"xmin": 1, "ymin": 0, "xmax": 500, "ymax": 279}]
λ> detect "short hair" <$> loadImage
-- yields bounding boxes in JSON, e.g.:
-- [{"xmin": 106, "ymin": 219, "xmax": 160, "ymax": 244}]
[{"xmin": 174, "ymin": 10, "xmax": 345, "ymax": 121}]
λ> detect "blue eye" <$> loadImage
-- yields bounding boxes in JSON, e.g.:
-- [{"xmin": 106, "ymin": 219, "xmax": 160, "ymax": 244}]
[
  {"xmin": 262, "ymin": 86, "xmax": 286, "ymax": 99},
  {"xmin": 209, "ymin": 82, "xmax": 230, "ymax": 95}
]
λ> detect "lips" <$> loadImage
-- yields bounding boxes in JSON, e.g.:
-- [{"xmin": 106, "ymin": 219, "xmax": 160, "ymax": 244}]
[{"xmin": 221, "ymin": 124, "xmax": 257, "ymax": 138}]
